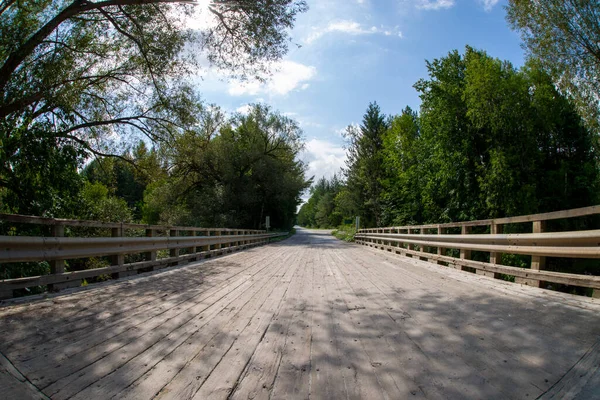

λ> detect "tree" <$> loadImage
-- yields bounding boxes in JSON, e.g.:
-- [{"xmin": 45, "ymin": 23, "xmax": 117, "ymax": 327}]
[
  {"xmin": 507, "ymin": 0, "xmax": 600, "ymax": 132},
  {"xmin": 297, "ymin": 175, "xmax": 344, "ymax": 228},
  {"xmin": 415, "ymin": 46, "xmax": 598, "ymax": 222},
  {"xmin": 381, "ymin": 106, "xmax": 422, "ymax": 225},
  {"xmin": 344, "ymin": 102, "xmax": 388, "ymax": 227},
  {"xmin": 0, "ymin": 0, "xmax": 307, "ymax": 215},
  {"xmin": 143, "ymin": 104, "xmax": 309, "ymax": 229}
]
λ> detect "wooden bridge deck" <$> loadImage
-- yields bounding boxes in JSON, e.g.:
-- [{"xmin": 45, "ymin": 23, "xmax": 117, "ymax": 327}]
[{"xmin": 1, "ymin": 228, "xmax": 599, "ymax": 399}]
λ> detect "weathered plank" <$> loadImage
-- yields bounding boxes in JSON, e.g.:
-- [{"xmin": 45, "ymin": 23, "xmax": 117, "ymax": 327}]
[
  {"xmin": 0, "ymin": 352, "xmax": 48, "ymax": 400},
  {"xmin": 0, "ymin": 228, "xmax": 599, "ymax": 400}
]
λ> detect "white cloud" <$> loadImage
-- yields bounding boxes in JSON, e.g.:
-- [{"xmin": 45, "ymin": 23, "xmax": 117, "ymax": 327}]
[
  {"xmin": 301, "ymin": 138, "xmax": 347, "ymax": 183},
  {"xmin": 305, "ymin": 19, "xmax": 402, "ymax": 44},
  {"xmin": 479, "ymin": 0, "xmax": 499, "ymax": 12},
  {"xmin": 228, "ymin": 60, "xmax": 316, "ymax": 97},
  {"xmin": 235, "ymin": 104, "xmax": 252, "ymax": 115},
  {"xmin": 416, "ymin": 0, "xmax": 455, "ymax": 10},
  {"xmin": 333, "ymin": 123, "xmax": 359, "ymax": 138}
]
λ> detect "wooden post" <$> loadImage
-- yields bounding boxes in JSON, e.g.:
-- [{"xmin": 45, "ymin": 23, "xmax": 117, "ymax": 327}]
[
  {"xmin": 407, "ymin": 228, "xmax": 414, "ymax": 254},
  {"xmin": 420, "ymin": 227, "xmax": 427, "ymax": 259},
  {"xmin": 111, "ymin": 227, "xmax": 125, "ymax": 267},
  {"xmin": 144, "ymin": 229, "xmax": 157, "ymax": 262},
  {"xmin": 516, "ymin": 221, "xmax": 545, "ymax": 287},
  {"xmin": 214, "ymin": 230, "xmax": 222, "ymax": 251},
  {"xmin": 201, "ymin": 230, "xmax": 210, "ymax": 257},
  {"xmin": 48, "ymin": 224, "xmax": 80, "ymax": 292},
  {"xmin": 170, "ymin": 229, "xmax": 179, "ymax": 265},
  {"xmin": 458, "ymin": 226, "xmax": 471, "ymax": 271},
  {"xmin": 111, "ymin": 226, "xmax": 133, "ymax": 279},
  {"xmin": 191, "ymin": 230, "xmax": 197, "ymax": 258},
  {"xmin": 475, "ymin": 222, "xmax": 502, "ymax": 278},
  {"xmin": 48, "ymin": 225, "xmax": 65, "ymax": 292},
  {"xmin": 437, "ymin": 226, "xmax": 446, "ymax": 265},
  {"xmin": 479, "ymin": 223, "xmax": 502, "ymax": 279}
]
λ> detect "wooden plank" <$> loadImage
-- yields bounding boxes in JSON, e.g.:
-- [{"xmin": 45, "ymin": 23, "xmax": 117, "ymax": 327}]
[
  {"xmin": 265, "ymin": 249, "xmax": 314, "ymax": 399},
  {"xmin": 304, "ymin": 245, "xmax": 350, "ymax": 399},
  {"xmin": 539, "ymin": 338, "xmax": 600, "ymax": 399},
  {"xmin": 312, "ymin": 247, "xmax": 386, "ymax": 399},
  {"xmin": 69, "ymin": 251, "xmax": 297, "ymax": 400},
  {"xmin": 0, "ymin": 352, "xmax": 49, "ymax": 400},
  {"xmin": 148, "ymin": 252, "xmax": 298, "ymax": 400},
  {"xmin": 5, "ymin": 249, "xmax": 273, "ymax": 367},
  {"xmin": 357, "ymin": 242, "xmax": 600, "ymax": 371},
  {"xmin": 113, "ymin": 249, "xmax": 300, "ymax": 400},
  {"xmin": 336, "ymin": 247, "xmax": 547, "ymax": 398},
  {"xmin": 357, "ymin": 205, "xmax": 600, "ymax": 231},
  {"xmin": 229, "ymin": 249, "xmax": 309, "ymax": 399},
  {"xmin": 370, "ymin": 243, "xmax": 600, "ymax": 290},
  {"xmin": 1, "ymin": 228, "xmax": 599, "ymax": 399},
  {"xmin": 35, "ymin": 250, "xmax": 292, "ymax": 398},
  {"xmin": 189, "ymin": 251, "xmax": 300, "ymax": 399},
  {"xmin": 327, "ymin": 249, "xmax": 426, "ymax": 398},
  {"xmin": 0, "ymin": 213, "xmax": 271, "ymax": 233}
]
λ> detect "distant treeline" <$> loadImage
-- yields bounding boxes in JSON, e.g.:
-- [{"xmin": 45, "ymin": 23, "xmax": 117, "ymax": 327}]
[
  {"xmin": 298, "ymin": 47, "xmax": 598, "ymax": 229},
  {"xmin": 1, "ymin": 104, "xmax": 309, "ymax": 231}
]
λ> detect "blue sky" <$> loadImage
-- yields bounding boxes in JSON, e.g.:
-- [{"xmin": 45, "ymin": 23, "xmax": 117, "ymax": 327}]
[{"xmin": 195, "ymin": 0, "xmax": 525, "ymax": 189}]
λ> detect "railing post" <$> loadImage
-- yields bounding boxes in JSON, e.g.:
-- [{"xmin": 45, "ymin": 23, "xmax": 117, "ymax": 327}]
[
  {"xmin": 458, "ymin": 226, "xmax": 471, "ymax": 271},
  {"xmin": 191, "ymin": 230, "xmax": 197, "ymax": 258},
  {"xmin": 144, "ymin": 228, "xmax": 157, "ymax": 262},
  {"xmin": 201, "ymin": 230, "xmax": 210, "ymax": 256},
  {"xmin": 48, "ymin": 225, "xmax": 65, "ymax": 292},
  {"xmin": 48, "ymin": 224, "xmax": 80, "ymax": 292},
  {"xmin": 516, "ymin": 221, "xmax": 545, "ymax": 287},
  {"xmin": 214, "ymin": 230, "xmax": 222, "ymax": 251},
  {"xmin": 407, "ymin": 228, "xmax": 414, "ymax": 253},
  {"xmin": 420, "ymin": 227, "xmax": 427, "ymax": 259},
  {"xmin": 111, "ymin": 227, "xmax": 125, "ymax": 267},
  {"xmin": 111, "ymin": 225, "xmax": 133, "ymax": 279},
  {"xmin": 437, "ymin": 226, "xmax": 446, "ymax": 265},
  {"xmin": 481, "ymin": 222, "xmax": 502, "ymax": 279},
  {"xmin": 170, "ymin": 229, "xmax": 179, "ymax": 266}
]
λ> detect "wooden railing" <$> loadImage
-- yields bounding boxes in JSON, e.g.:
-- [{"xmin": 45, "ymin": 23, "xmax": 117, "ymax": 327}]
[
  {"xmin": 0, "ymin": 214, "xmax": 287, "ymax": 299},
  {"xmin": 355, "ymin": 206, "xmax": 600, "ymax": 298}
]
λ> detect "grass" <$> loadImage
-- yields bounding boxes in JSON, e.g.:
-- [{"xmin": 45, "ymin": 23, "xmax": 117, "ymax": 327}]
[{"xmin": 331, "ymin": 225, "xmax": 356, "ymax": 242}]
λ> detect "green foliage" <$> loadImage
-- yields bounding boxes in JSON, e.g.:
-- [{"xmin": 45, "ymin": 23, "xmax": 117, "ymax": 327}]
[
  {"xmin": 301, "ymin": 46, "xmax": 598, "ymax": 237},
  {"xmin": 0, "ymin": 126, "xmax": 86, "ymax": 216},
  {"xmin": 143, "ymin": 104, "xmax": 309, "ymax": 230},
  {"xmin": 80, "ymin": 181, "xmax": 133, "ymax": 223},
  {"xmin": 414, "ymin": 47, "xmax": 597, "ymax": 223},
  {"xmin": 507, "ymin": 0, "xmax": 600, "ymax": 132},
  {"xmin": 332, "ymin": 225, "xmax": 356, "ymax": 242},
  {"xmin": 344, "ymin": 102, "xmax": 389, "ymax": 227},
  {"xmin": 0, "ymin": 0, "xmax": 307, "ymax": 218},
  {"xmin": 297, "ymin": 175, "xmax": 344, "ymax": 228}
]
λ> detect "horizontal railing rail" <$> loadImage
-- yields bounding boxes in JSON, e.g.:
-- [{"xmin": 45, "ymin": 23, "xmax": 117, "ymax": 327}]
[
  {"xmin": 355, "ymin": 206, "xmax": 600, "ymax": 297},
  {"xmin": 359, "ymin": 205, "xmax": 600, "ymax": 231},
  {"xmin": 0, "ymin": 213, "xmax": 265, "ymax": 233},
  {"xmin": 0, "ymin": 214, "xmax": 287, "ymax": 299}
]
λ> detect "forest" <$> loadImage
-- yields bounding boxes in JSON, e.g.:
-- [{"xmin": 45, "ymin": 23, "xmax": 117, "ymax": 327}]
[
  {"xmin": 1, "ymin": 0, "xmax": 599, "ymax": 236},
  {"xmin": 298, "ymin": 48, "xmax": 599, "ymax": 230},
  {"xmin": 0, "ymin": 1, "xmax": 310, "ymax": 231}
]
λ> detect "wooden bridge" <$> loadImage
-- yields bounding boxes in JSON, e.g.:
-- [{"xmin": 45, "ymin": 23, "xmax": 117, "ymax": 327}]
[{"xmin": 1, "ymin": 210, "xmax": 600, "ymax": 399}]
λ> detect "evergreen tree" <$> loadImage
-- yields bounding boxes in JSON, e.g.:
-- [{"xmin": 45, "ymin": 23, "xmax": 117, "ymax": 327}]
[{"xmin": 344, "ymin": 102, "xmax": 388, "ymax": 227}]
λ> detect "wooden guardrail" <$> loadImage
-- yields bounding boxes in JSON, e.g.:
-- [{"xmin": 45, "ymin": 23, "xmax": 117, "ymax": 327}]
[
  {"xmin": 0, "ymin": 214, "xmax": 287, "ymax": 299},
  {"xmin": 355, "ymin": 206, "xmax": 600, "ymax": 298}
]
